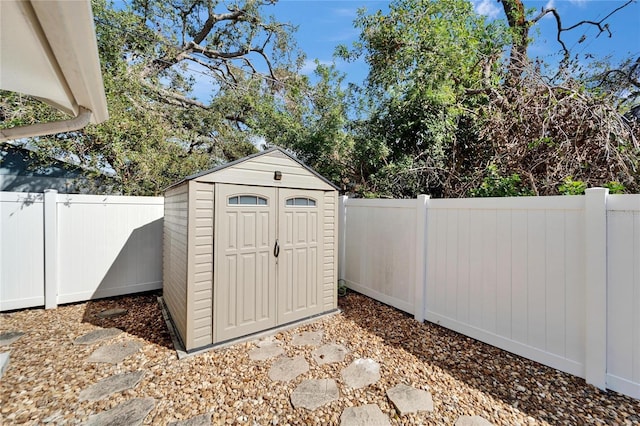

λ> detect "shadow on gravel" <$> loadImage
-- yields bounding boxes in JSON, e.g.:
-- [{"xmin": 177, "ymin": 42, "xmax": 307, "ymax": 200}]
[
  {"xmin": 339, "ymin": 291, "xmax": 638, "ymax": 425},
  {"xmin": 81, "ymin": 290, "xmax": 174, "ymax": 350}
]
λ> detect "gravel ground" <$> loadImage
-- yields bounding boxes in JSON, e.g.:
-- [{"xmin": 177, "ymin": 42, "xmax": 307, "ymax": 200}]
[{"xmin": 1, "ymin": 291, "xmax": 638, "ymax": 425}]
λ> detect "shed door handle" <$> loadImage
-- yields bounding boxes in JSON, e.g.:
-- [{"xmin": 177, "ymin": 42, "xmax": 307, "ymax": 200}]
[{"xmin": 274, "ymin": 239, "xmax": 280, "ymax": 257}]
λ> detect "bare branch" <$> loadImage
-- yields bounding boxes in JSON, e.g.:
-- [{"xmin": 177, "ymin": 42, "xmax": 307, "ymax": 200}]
[{"xmin": 530, "ymin": 0, "xmax": 634, "ymax": 66}]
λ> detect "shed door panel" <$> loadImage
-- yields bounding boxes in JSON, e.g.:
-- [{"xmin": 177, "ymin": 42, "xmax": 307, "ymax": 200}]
[
  {"xmin": 278, "ymin": 189, "xmax": 324, "ymax": 324},
  {"xmin": 215, "ymin": 184, "xmax": 277, "ymax": 341}
]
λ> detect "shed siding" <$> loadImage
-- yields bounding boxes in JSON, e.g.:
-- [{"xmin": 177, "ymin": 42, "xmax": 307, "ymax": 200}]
[
  {"xmin": 163, "ymin": 183, "xmax": 189, "ymax": 345},
  {"xmin": 195, "ymin": 150, "xmax": 334, "ymax": 191},
  {"xmin": 188, "ymin": 181, "xmax": 215, "ymax": 349},
  {"xmin": 323, "ymin": 191, "xmax": 337, "ymax": 310}
]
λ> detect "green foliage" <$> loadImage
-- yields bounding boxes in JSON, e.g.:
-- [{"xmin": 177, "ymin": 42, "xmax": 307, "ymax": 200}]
[
  {"xmin": 250, "ymin": 62, "xmax": 355, "ymax": 189},
  {"xmin": 558, "ymin": 177, "xmax": 587, "ymax": 195},
  {"xmin": 335, "ymin": 0, "xmax": 510, "ymax": 197},
  {"xmin": 604, "ymin": 181, "xmax": 626, "ymax": 194},
  {"xmin": 470, "ymin": 164, "xmax": 534, "ymax": 197}
]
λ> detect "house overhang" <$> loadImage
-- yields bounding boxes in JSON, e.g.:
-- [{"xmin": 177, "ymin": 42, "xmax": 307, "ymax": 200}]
[{"xmin": 0, "ymin": 0, "xmax": 109, "ymax": 140}]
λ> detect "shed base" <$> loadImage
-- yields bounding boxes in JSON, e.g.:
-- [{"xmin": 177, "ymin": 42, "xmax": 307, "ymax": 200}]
[{"xmin": 157, "ymin": 296, "xmax": 340, "ymax": 360}]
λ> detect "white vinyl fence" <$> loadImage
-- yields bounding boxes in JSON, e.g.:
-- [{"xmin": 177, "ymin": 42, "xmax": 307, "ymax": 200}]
[
  {"xmin": 339, "ymin": 189, "xmax": 640, "ymax": 400},
  {"xmin": 1, "ymin": 190, "xmax": 164, "ymax": 311}
]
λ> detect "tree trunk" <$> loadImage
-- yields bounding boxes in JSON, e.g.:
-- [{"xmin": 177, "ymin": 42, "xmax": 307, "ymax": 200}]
[{"xmin": 501, "ymin": 0, "xmax": 529, "ymax": 83}]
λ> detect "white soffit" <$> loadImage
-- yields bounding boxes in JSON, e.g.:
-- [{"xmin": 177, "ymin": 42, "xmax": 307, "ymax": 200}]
[{"xmin": 0, "ymin": 0, "xmax": 108, "ymax": 124}]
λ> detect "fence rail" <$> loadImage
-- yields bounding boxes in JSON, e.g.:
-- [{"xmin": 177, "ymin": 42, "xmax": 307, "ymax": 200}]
[
  {"xmin": 0, "ymin": 190, "xmax": 164, "ymax": 311},
  {"xmin": 339, "ymin": 189, "xmax": 640, "ymax": 400}
]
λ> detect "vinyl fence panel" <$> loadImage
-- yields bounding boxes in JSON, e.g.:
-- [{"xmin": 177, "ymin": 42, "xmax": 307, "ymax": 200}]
[
  {"xmin": 342, "ymin": 198, "xmax": 418, "ymax": 314},
  {"xmin": 338, "ymin": 191, "xmax": 640, "ymax": 400},
  {"xmin": 56, "ymin": 194, "xmax": 164, "ymax": 304},
  {"xmin": 0, "ymin": 192, "xmax": 45, "ymax": 310},
  {"xmin": 606, "ymin": 194, "xmax": 640, "ymax": 399},
  {"xmin": 425, "ymin": 196, "xmax": 586, "ymax": 378}
]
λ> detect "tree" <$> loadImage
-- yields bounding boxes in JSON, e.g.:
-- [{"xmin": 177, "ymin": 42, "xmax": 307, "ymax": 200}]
[
  {"xmin": 338, "ymin": 0, "xmax": 639, "ymax": 197},
  {"xmin": 1, "ymin": 0, "xmax": 330, "ymax": 195},
  {"xmin": 249, "ymin": 62, "xmax": 355, "ymax": 188},
  {"xmin": 337, "ymin": 0, "xmax": 509, "ymax": 197}
]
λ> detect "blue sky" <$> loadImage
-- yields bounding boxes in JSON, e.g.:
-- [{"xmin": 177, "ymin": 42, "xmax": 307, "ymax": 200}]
[{"xmin": 270, "ymin": 0, "xmax": 640, "ymax": 86}]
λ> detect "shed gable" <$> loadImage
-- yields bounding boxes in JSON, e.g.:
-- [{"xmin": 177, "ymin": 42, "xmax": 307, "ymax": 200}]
[{"xmin": 193, "ymin": 150, "xmax": 335, "ymax": 191}]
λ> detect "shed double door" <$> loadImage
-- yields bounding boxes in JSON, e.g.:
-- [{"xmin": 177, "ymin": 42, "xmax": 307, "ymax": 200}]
[{"xmin": 215, "ymin": 184, "xmax": 324, "ymax": 342}]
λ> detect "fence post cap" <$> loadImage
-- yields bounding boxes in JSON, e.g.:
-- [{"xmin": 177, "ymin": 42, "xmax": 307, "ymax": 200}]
[{"xmin": 585, "ymin": 187, "xmax": 609, "ymax": 195}]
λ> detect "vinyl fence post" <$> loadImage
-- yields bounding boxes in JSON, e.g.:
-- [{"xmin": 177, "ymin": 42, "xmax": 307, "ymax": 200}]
[
  {"xmin": 338, "ymin": 195, "xmax": 348, "ymax": 281},
  {"xmin": 43, "ymin": 189, "xmax": 58, "ymax": 309},
  {"xmin": 584, "ymin": 187, "xmax": 608, "ymax": 390},
  {"xmin": 414, "ymin": 194, "xmax": 429, "ymax": 322}
]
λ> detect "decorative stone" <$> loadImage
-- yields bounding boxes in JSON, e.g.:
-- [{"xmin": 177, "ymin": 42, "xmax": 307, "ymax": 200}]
[
  {"xmin": 341, "ymin": 358, "xmax": 380, "ymax": 389},
  {"xmin": 74, "ymin": 328, "xmax": 122, "ymax": 345},
  {"xmin": 386, "ymin": 384, "xmax": 434, "ymax": 415},
  {"xmin": 96, "ymin": 308, "xmax": 128, "ymax": 319},
  {"xmin": 249, "ymin": 340, "xmax": 284, "ymax": 361},
  {"xmin": 79, "ymin": 370, "xmax": 146, "ymax": 401},
  {"xmin": 268, "ymin": 356, "xmax": 309, "ymax": 382},
  {"xmin": 290, "ymin": 379, "xmax": 339, "ymax": 410},
  {"xmin": 455, "ymin": 415, "xmax": 494, "ymax": 426},
  {"xmin": 291, "ymin": 330, "xmax": 323, "ymax": 346},
  {"xmin": 0, "ymin": 331, "xmax": 24, "ymax": 346},
  {"xmin": 312, "ymin": 343, "xmax": 348, "ymax": 365},
  {"xmin": 42, "ymin": 410, "xmax": 63, "ymax": 423},
  {"xmin": 340, "ymin": 404, "xmax": 391, "ymax": 426},
  {"xmin": 85, "ymin": 397, "xmax": 155, "ymax": 426},
  {"xmin": 0, "ymin": 352, "xmax": 9, "ymax": 379},
  {"xmin": 86, "ymin": 341, "xmax": 143, "ymax": 364},
  {"xmin": 168, "ymin": 413, "xmax": 212, "ymax": 426}
]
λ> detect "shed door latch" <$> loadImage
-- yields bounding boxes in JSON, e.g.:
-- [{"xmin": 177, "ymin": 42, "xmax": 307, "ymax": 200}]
[{"xmin": 274, "ymin": 239, "xmax": 280, "ymax": 258}]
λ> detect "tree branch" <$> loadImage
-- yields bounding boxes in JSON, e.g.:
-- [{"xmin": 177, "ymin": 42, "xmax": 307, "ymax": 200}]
[{"xmin": 530, "ymin": 0, "xmax": 634, "ymax": 66}]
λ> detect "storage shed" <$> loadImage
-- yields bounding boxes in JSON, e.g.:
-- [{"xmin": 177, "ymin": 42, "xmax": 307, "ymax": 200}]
[{"xmin": 163, "ymin": 147, "xmax": 339, "ymax": 352}]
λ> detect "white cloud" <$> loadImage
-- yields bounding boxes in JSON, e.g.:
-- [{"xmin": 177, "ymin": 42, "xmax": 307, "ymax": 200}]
[
  {"xmin": 569, "ymin": 0, "xmax": 588, "ymax": 6},
  {"xmin": 474, "ymin": 0, "xmax": 501, "ymax": 20},
  {"xmin": 299, "ymin": 59, "xmax": 332, "ymax": 75},
  {"xmin": 332, "ymin": 8, "xmax": 358, "ymax": 18}
]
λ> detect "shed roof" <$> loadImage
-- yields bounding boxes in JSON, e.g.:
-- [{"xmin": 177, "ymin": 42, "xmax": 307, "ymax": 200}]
[{"xmin": 166, "ymin": 147, "xmax": 339, "ymax": 191}]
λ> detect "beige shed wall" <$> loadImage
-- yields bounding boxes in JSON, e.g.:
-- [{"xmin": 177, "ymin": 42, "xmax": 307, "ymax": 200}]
[
  {"xmin": 323, "ymin": 191, "xmax": 338, "ymax": 310},
  {"xmin": 186, "ymin": 181, "xmax": 215, "ymax": 350},
  {"xmin": 163, "ymin": 183, "xmax": 189, "ymax": 345},
  {"xmin": 195, "ymin": 150, "xmax": 334, "ymax": 191}
]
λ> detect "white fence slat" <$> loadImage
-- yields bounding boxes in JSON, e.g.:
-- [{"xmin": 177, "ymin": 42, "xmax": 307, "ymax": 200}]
[
  {"xmin": 545, "ymin": 210, "xmax": 566, "ymax": 357},
  {"xmin": 44, "ymin": 190, "xmax": 58, "ymax": 309},
  {"xmin": 445, "ymin": 209, "xmax": 458, "ymax": 319},
  {"xmin": 510, "ymin": 210, "xmax": 528, "ymax": 345},
  {"xmin": 481, "ymin": 209, "xmax": 498, "ymax": 334},
  {"xmin": 527, "ymin": 210, "xmax": 546, "ymax": 351},
  {"xmin": 495, "ymin": 209, "xmax": 512, "ymax": 339},
  {"xmin": 468, "ymin": 209, "xmax": 484, "ymax": 326},
  {"xmin": 426, "ymin": 207, "xmax": 438, "ymax": 315},
  {"xmin": 564, "ymin": 210, "xmax": 585, "ymax": 366},
  {"xmin": 456, "ymin": 208, "xmax": 471, "ymax": 324}
]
